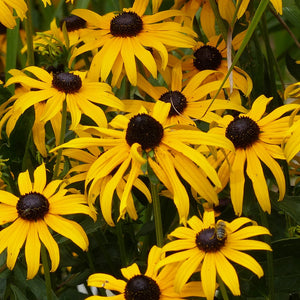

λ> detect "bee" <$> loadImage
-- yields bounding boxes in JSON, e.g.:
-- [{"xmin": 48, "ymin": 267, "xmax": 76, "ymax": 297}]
[{"xmin": 214, "ymin": 220, "xmax": 227, "ymax": 241}]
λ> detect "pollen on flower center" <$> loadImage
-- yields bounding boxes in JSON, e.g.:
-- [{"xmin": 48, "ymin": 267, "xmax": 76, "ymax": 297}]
[
  {"xmin": 193, "ymin": 45, "xmax": 223, "ymax": 71},
  {"xmin": 60, "ymin": 15, "xmax": 87, "ymax": 32},
  {"xmin": 52, "ymin": 72, "xmax": 82, "ymax": 93},
  {"xmin": 125, "ymin": 114, "xmax": 164, "ymax": 150},
  {"xmin": 110, "ymin": 11, "xmax": 143, "ymax": 37},
  {"xmin": 125, "ymin": 275, "xmax": 160, "ymax": 300},
  {"xmin": 159, "ymin": 91, "xmax": 187, "ymax": 117},
  {"xmin": 195, "ymin": 228, "xmax": 226, "ymax": 252},
  {"xmin": 17, "ymin": 192, "xmax": 49, "ymax": 221},
  {"xmin": 225, "ymin": 116, "xmax": 260, "ymax": 149}
]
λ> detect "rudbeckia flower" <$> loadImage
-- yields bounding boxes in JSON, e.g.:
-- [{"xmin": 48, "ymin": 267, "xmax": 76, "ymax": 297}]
[
  {"xmin": 0, "ymin": 0, "xmax": 27, "ymax": 29},
  {"xmin": 156, "ymin": 211, "xmax": 272, "ymax": 300},
  {"xmin": 86, "ymin": 245, "xmax": 205, "ymax": 300},
  {"xmin": 70, "ymin": 0, "xmax": 196, "ymax": 86},
  {"xmin": 182, "ymin": 34, "xmax": 252, "ymax": 97},
  {"xmin": 3, "ymin": 66, "xmax": 124, "ymax": 133},
  {"xmin": 208, "ymin": 95, "xmax": 299, "ymax": 215},
  {"xmin": 52, "ymin": 101, "xmax": 234, "ymax": 225},
  {"xmin": 132, "ymin": 63, "xmax": 247, "ymax": 126},
  {"xmin": 0, "ymin": 163, "xmax": 95, "ymax": 279}
]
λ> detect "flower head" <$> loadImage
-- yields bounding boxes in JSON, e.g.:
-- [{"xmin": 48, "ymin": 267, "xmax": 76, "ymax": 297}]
[
  {"xmin": 209, "ymin": 95, "xmax": 299, "ymax": 214},
  {"xmin": 157, "ymin": 210, "xmax": 272, "ymax": 300},
  {"xmin": 52, "ymin": 101, "xmax": 234, "ymax": 225},
  {"xmin": 2, "ymin": 66, "xmax": 124, "ymax": 136},
  {"xmin": 86, "ymin": 245, "xmax": 205, "ymax": 300},
  {"xmin": 182, "ymin": 34, "xmax": 253, "ymax": 97},
  {"xmin": 0, "ymin": 163, "xmax": 95, "ymax": 279},
  {"xmin": 70, "ymin": 0, "xmax": 196, "ymax": 85}
]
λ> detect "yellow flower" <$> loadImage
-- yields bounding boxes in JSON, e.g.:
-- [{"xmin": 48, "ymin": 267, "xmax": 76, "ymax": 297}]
[
  {"xmin": 70, "ymin": 0, "xmax": 196, "ymax": 86},
  {"xmin": 2, "ymin": 66, "xmax": 124, "ymax": 134},
  {"xmin": 209, "ymin": 95, "xmax": 299, "ymax": 215},
  {"xmin": 0, "ymin": 163, "xmax": 95, "ymax": 279},
  {"xmin": 86, "ymin": 245, "xmax": 205, "ymax": 300},
  {"xmin": 0, "ymin": 0, "xmax": 27, "ymax": 29},
  {"xmin": 157, "ymin": 211, "xmax": 272, "ymax": 300},
  {"xmin": 52, "ymin": 101, "xmax": 234, "ymax": 225},
  {"xmin": 132, "ymin": 63, "xmax": 247, "ymax": 126},
  {"xmin": 182, "ymin": 34, "xmax": 253, "ymax": 97}
]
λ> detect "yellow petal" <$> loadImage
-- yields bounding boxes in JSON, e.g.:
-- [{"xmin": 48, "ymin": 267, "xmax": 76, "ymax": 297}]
[
  {"xmin": 45, "ymin": 214, "xmax": 89, "ymax": 250},
  {"xmin": 37, "ymin": 220, "xmax": 60, "ymax": 272},
  {"xmin": 201, "ymin": 253, "xmax": 217, "ymax": 300},
  {"xmin": 246, "ymin": 147, "xmax": 271, "ymax": 213},
  {"xmin": 33, "ymin": 164, "xmax": 47, "ymax": 193},
  {"xmin": 18, "ymin": 169, "xmax": 33, "ymax": 195},
  {"xmin": 121, "ymin": 263, "xmax": 141, "ymax": 280},
  {"xmin": 25, "ymin": 223, "xmax": 41, "ymax": 279}
]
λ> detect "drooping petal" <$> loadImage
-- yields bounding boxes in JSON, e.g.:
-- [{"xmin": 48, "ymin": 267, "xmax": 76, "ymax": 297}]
[
  {"xmin": 25, "ymin": 223, "xmax": 41, "ymax": 279},
  {"xmin": 45, "ymin": 214, "xmax": 89, "ymax": 251}
]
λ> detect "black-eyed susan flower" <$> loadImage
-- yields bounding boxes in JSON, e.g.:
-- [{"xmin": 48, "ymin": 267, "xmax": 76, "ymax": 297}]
[
  {"xmin": 182, "ymin": 34, "xmax": 252, "ymax": 97},
  {"xmin": 208, "ymin": 95, "xmax": 299, "ymax": 215},
  {"xmin": 70, "ymin": 0, "xmax": 196, "ymax": 86},
  {"xmin": 3, "ymin": 66, "xmax": 124, "ymax": 133},
  {"xmin": 133, "ymin": 63, "xmax": 247, "ymax": 126},
  {"xmin": 0, "ymin": 163, "xmax": 95, "ymax": 279},
  {"xmin": 0, "ymin": 0, "xmax": 27, "ymax": 29},
  {"xmin": 156, "ymin": 210, "xmax": 272, "ymax": 300},
  {"xmin": 52, "ymin": 101, "xmax": 234, "ymax": 225},
  {"xmin": 85, "ymin": 245, "xmax": 205, "ymax": 300}
]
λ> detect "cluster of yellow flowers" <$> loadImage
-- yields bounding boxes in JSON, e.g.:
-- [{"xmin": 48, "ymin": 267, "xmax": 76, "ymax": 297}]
[{"xmin": 0, "ymin": 0, "xmax": 299, "ymax": 299}]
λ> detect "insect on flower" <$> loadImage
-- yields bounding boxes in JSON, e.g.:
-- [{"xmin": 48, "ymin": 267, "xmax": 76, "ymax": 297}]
[{"xmin": 214, "ymin": 220, "xmax": 227, "ymax": 241}]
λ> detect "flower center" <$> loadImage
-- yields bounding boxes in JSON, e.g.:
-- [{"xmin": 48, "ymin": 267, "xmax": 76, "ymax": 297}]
[
  {"xmin": 17, "ymin": 192, "xmax": 49, "ymax": 221},
  {"xmin": 225, "ymin": 116, "xmax": 260, "ymax": 149},
  {"xmin": 159, "ymin": 91, "xmax": 187, "ymax": 117},
  {"xmin": 125, "ymin": 114, "xmax": 164, "ymax": 150},
  {"xmin": 125, "ymin": 275, "xmax": 160, "ymax": 300},
  {"xmin": 195, "ymin": 227, "xmax": 226, "ymax": 252},
  {"xmin": 60, "ymin": 15, "xmax": 87, "ymax": 32},
  {"xmin": 52, "ymin": 72, "xmax": 82, "ymax": 93},
  {"xmin": 193, "ymin": 45, "xmax": 223, "ymax": 71},
  {"xmin": 110, "ymin": 11, "xmax": 143, "ymax": 37}
]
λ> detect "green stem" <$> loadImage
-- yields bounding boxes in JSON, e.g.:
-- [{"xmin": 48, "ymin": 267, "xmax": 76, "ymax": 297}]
[
  {"xmin": 116, "ymin": 221, "xmax": 128, "ymax": 266},
  {"xmin": 150, "ymin": 182, "xmax": 164, "ymax": 247},
  {"xmin": 41, "ymin": 245, "xmax": 53, "ymax": 300},
  {"xmin": 201, "ymin": 0, "xmax": 270, "ymax": 118},
  {"xmin": 259, "ymin": 209, "xmax": 274, "ymax": 300},
  {"xmin": 52, "ymin": 100, "xmax": 67, "ymax": 180},
  {"xmin": 24, "ymin": 0, "xmax": 35, "ymax": 66},
  {"xmin": 217, "ymin": 275, "xmax": 229, "ymax": 300}
]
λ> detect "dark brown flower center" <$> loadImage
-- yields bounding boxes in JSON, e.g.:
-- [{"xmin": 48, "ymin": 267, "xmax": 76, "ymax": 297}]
[
  {"xmin": 193, "ymin": 45, "xmax": 223, "ymax": 71},
  {"xmin": 52, "ymin": 72, "xmax": 82, "ymax": 93},
  {"xmin": 17, "ymin": 192, "xmax": 49, "ymax": 221},
  {"xmin": 225, "ymin": 116, "xmax": 260, "ymax": 149},
  {"xmin": 60, "ymin": 15, "xmax": 86, "ymax": 32},
  {"xmin": 126, "ymin": 114, "xmax": 164, "ymax": 150},
  {"xmin": 159, "ymin": 91, "xmax": 187, "ymax": 117},
  {"xmin": 125, "ymin": 275, "xmax": 160, "ymax": 300},
  {"xmin": 110, "ymin": 12, "xmax": 143, "ymax": 37},
  {"xmin": 196, "ymin": 227, "xmax": 226, "ymax": 252}
]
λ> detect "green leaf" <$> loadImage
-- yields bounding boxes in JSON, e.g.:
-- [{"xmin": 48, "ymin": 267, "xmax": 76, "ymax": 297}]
[{"xmin": 10, "ymin": 284, "xmax": 28, "ymax": 300}]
